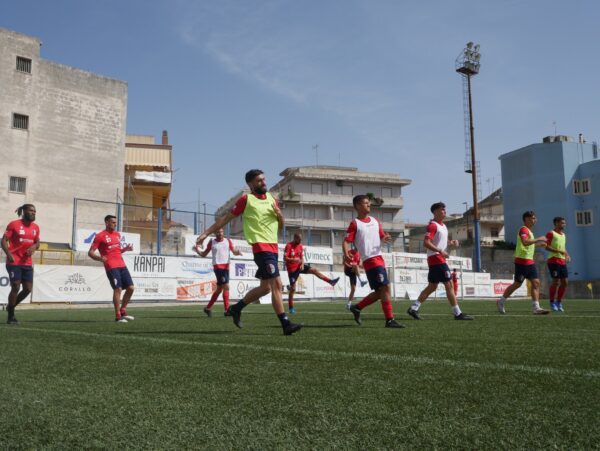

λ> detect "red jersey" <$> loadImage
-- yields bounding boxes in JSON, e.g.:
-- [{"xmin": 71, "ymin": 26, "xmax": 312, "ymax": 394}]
[
  {"xmin": 231, "ymin": 193, "xmax": 279, "ymax": 254},
  {"xmin": 3, "ymin": 219, "xmax": 40, "ymax": 266},
  {"xmin": 284, "ymin": 242, "xmax": 303, "ymax": 272},
  {"xmin": 90, "ymin": 230, "xmax": 126, "ymax": 270},
  {"xmin": 344, "ymin": 249, "xmax": 361, "ymax": 269},
  {"xmin": 205, "ymin": 238, "xmax": 235, "ymax": 269}
]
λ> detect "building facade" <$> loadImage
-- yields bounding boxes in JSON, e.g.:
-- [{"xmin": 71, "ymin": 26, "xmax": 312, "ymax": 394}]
[
  {"xmin": 216, "ymin": 166, "xmax": 411, "ymax": 250},
  {"xmin": 499, "ymin": 136, "xmax": 600, "ymax": 281},
  {"xmin": 0, "ymin": 28, "xmax": 128, "ymax": 244}
]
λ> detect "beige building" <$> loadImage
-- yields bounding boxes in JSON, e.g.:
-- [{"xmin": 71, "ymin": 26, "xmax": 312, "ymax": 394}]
[
  {"xmin": 216, "ymin": 166, "xmax": 411, "ymax": 250},
  {"xmin": 0, "ymin": 28, "xmax": 127, "ymax": 245},
  {"xmin": 123, "ymin": 131, "xmax": 173, "ymax": 249}
]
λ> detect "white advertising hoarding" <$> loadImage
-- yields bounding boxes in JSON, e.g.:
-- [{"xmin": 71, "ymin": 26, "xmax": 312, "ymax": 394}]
[
  {"xmin": 33, "ymin": 265, "xmax": 114, "ymax": 303},
  {"xmin": 0, "ymin": 265, "xmax": 10, "ymax": 303},
  {"xmin": 133, "ymin": 278, "xmax": 178, "ymax": 300}
]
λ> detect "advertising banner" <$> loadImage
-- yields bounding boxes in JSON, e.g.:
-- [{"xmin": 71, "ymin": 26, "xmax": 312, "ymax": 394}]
[
  {"xmin": 229, "ymin": 278, "xmax": 271, "ymax": 304},
  {"xmin": 280, "ymin": 272, "xmax": 315, "ymax": 299},
  {"xmin": 75, "ymin": 229, "xmax": 140, "ymax": 254},
  {"xmin": 33, "ymin": 265, "xmax": 114, "ymax": 303},
  {"xmin": 474, "ymin": 272, "xmax": 491, "ymax": 285},
  {"xmin": 312, "ymin": 272, "xmax": 346, "ymax": 298},
  {"xmin": 124, "ymin": 255, "xmax": 214, "ymax": 279},
  {"xmin": 176, "ymin": 278, "xmax": 215, "ymax": 301},
  {"xmin": 0, "ymin": 265, "xmax": 10, "ymax": 303},
  {"xmin": 394, "ymin": 268, "xmax": 418, "ymax": 284},
  {"xmin": 133, "ymin": 277, "xmax": 177, "ymax": 300},
  {"xmin": 461, "ymin": 272, "xmax": 475, "ymax": 285},
  {"xmin": 230, "ymin": 261, "xmax": 259, "ymax": 280},
  {"xmin": 475, "ymin": 284, "xmax": 493, "ymax": 297}
]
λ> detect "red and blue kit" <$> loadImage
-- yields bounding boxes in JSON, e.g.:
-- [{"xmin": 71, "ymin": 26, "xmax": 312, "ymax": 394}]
[
  {"xmin": 345, "ymin": 216, "xmax": 388, "ymax": 289},
  {"xmin": 344, "ymin": 249, "xmax": 361, "ymax": 286},
  {"xmin": 4, "ymin": 219, "xmax": 40, "ymax": 267},
  {"xmin": 206, "ymin": 237, "xmax": 234, "ymax": 285},
  {"xmin": 546, "ymin": 231, "xmax": 568, "ymax": 280},
  {"xmin": 424, "ymin": 221, "xmax": 451, "ymax": 283},
  {"xmin": 284, "ymin": 241, "xmax": 311, "ymax": 285},
  {"xmin": 91, "ymin": 230, "xmax": 133, "ymax": 289}
]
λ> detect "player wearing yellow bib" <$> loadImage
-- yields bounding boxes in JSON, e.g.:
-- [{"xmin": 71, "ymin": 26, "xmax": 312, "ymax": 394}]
[
  {"xmin": 545, "ymin": 216, "xmax": 570, "ymax": 312},
  {"xmin": 196, "ymin": 169, "xmax": 302, "ymax": 335},
  {"xmin": 497, "ymin": 211, "xmax": 549, "ymax": 315}
]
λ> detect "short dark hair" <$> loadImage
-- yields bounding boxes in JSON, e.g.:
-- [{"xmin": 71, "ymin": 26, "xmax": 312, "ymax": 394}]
[
  {"xmin": 430, "ymin": 202, "xmax": 446, "ymax": 213},
  {"xmin": 104, "ymin": 215, "xmax": 117, "ymax": 222},
  {"xmin": 16, "ymin": 204, "xmax": 35, "ymax": 217},
  {"xmin": 353, "ymin": 194, "xmax": 369, "ymax": 207},
  {"xmin": 522, "ymin": 211, "xmax": 535, "ymax": 221},
  {"xmin": 553, "ymin": 216, "xmax": 565, "ymax": 225},
  {"xmin": 245, "ymin": 169, "xmax": 264, "ymax": 183}
]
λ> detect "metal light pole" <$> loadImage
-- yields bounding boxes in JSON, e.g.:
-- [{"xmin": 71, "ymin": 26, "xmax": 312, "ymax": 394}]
[{"xmin": 456, "ymin": 42, "xmax": 482, "ymax": 272}]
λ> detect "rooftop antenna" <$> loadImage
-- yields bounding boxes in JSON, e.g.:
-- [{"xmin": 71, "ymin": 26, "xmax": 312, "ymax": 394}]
[
  {"xmin": 313, "ymin": 144, "xmax": 319, "ymax": 166},
  {"xmin": 552, "ymin": 121, "xmax": 557, "ymax": 136}
]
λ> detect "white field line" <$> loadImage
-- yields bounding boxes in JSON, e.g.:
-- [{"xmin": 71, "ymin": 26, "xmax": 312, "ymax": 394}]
[{"xmin": 8, "ymin": 326, "xmax": 600, "ymax": 379}]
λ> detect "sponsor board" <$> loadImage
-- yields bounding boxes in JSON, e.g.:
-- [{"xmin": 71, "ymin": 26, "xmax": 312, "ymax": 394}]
[
  {"xmin": 230, "ymin": 279, "xmax": 271, "ymax": 304},
  {"xmin": 474, "ymin": 272, "xmax": 491, "ymax": 285},
  {"xmin": 75, "ymin": 229, "xmax": 140, "ymax": 254},
  {"xmin": 230, "ymin": 261, "xmax": 259, "ymax": 280},
  {"xmin": 280, "ymin": 272, "xmax": 313, "ymax": 298},
  {"xmin": 394, "ymin": 268, "xmax": 417, "ymax": 284},
  {"xmin": 124, "ymin": 255, "xmax": 213, "ymax": 279},
  {"xmin": 33, "ymin": 265, "xmax": 113, "ymax": 303},
  {"xmin": 393, "ymin": 252, "xmax": 472, "ymax": 271},
  {"xmin": 461, "ymin": 272, "xmax": 475, "ymax": 285},
  {"xmin": 176, "ymin": 278, "xmax": 215, "ymax": 301},
  {"xmin": 476, "ymin": 284, "xmax": 493, "ymax": 297},
  {"xmin": 313, "ymin": 272, "xmax": 346, "ymax": 298},
  {"xmin": 0, "ymin": 265, "xmax": 10, "ymax": 303},
  {"xmin": 133, "ymin": 278, "xmax": 177, "ymax": 300},
  {"xmin": 415, "ymin": 270, "xmax": 430, "ymax": 284}
]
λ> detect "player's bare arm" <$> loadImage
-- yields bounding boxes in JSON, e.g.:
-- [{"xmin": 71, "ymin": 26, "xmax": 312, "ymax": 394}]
[
  {"xmin": 342, "ymin": 240, "xmax": 352, "ymax": 261},
  {"xmin": 1, "ymin": 236, "xmax": 15, "ymax": 263},
  {"xmin": 272, "ymin": 202, "xmax": 284, "ymax": 229},
  {"xmin": 382, "ymin": 232, "xmax": 392, "ymax": 243},
  {"xmin": 87, "ymin": 247, "xmax": 106, "ymax": 263},
  {"xmin": 197, "ymin": 212, "xmax": 235, "ymax": 247},
  {"xmin": 424, "ymin": 237, "xmax": 449, "ymax": 259}
]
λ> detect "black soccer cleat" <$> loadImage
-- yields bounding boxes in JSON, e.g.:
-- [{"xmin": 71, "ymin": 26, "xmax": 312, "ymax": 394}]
[
  {"xmin": 203, "ymin": 307, "xmax": 212, "ymax": 318},
  {"xmin": 350, "ymin": 305, "xmax": 362, "ymax": 325},
  {"xmin": 227, "ymin": 306, "xmax": 243, "ymax": 328},
  {"xmin": 454, "ymin": 312, "xmax": 474, "ymax": 320},
  {"xmin": 385, "ymin": 319, "xmax": 405, "ymax": 328},
  {"xmin": 407, "ymin": 308, "xmax": 421, "ymax": 320},
  {"xmin": 224, "ymin": 309, "xmax": 231, "ymax": 317},
  {"xmin": 7, "ymin": 317, "xmax": 19, "ymax": 325},
  {"xmin": 283, "ymin": 322, "xmax": 303, "ymax": 336}
]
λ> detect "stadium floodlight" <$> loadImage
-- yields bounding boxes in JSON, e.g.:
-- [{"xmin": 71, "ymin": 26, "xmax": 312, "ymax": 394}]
[{"xmin": 455, "ymin": 42, "xmax": 482, "ymax": 272}]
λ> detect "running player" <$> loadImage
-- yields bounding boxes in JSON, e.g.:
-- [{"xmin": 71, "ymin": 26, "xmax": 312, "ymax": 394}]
[
  {"xmin": 407, "ymin": 202, "xmax": 473, "ymax": 320},
  {"xmin": 88, "ymin": 215, "xmax": 136, "ymax": 323},
  {"xmin": 284, "ymin": 233, "xmax": 339, "ymax": 314},
  {"xmin": 2, "ymin": 204, "xmax": 40, "ymax": 324},
  {"xmin": 344, "ymin": 194, "xmax": 404, "ymax": 328},
  {"xmin": 196, "ymin": 169, "xmax": 302, "ymax": 335},
  {"xmin": 545, "ymin": 216, "xmax": 570, "ymax": 312},
  {"xmin": 193, "ymin": 227, "xmax": 242, "ymax": 317},
  {"xmin": 497, "ymin": 211, "xmax": 549, "ymax": 315},
  {"xmin": 343, "ymin": 246, "xmax": 367, "ymax": 310}
]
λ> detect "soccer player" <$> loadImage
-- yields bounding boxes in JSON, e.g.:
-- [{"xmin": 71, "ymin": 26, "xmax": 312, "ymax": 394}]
[
  {"xmin": 2, "ymin": 204, "xmax": 40, "ymax": 324},
  {"xmin": 196, "ymin": 169, "xmax": 302, "ymax": 335},
  {"xmin": 284, "ymin": 233, "xmax": 339, "ymax": 314},
  {"xmin": 343, "ymin": 194, "xmax": 404, "ymax": 328},
  {"xmin": 497, "ymin": 211, "xmax": 549, "ymax": 315},
  {"xmin": 545, "ymin": 216, "xmax": 570, "ymax": 312},
  {"xmin": 343, "ymin": 246, "xmax": 367, "ymax": 309},
  {"xmin": 407, "ymin": 202, "xmax": 473, "ymax": 320},
  {"xmin": 193, "ymin": 227, "xmax": 242, "ymax": 317},
  {"xmin": 88, "ymin": 215, "xmax": 135, "ymax": 323}
]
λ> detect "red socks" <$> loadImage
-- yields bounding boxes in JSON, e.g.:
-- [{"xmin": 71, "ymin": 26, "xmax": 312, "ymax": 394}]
[
  {"xmin": 356, "ymin": 295, "xmax": 377, "ymax": 310},
  {"xmin": 223, "ymin": 290, "xmax": 230, "ymax": 311},
  {"xmin": 207, "ymin": 292, "xmax": 219, "ymax": 309},
  {"xmin": 549, "ymin": 285, "xmax": 558, "ymax": 300},
  {"xmin": 557, "ymin": 286, "xmax": 566, "ymax": 301},
  {"xmin": 381, "ymin": 299, "xmax": 394, "ymax": 320}
]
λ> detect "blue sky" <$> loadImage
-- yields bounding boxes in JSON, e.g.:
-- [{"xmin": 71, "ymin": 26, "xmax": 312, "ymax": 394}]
[{"xmin": 2, "ymin": 0, "xmax": 599, "ymax": 222}]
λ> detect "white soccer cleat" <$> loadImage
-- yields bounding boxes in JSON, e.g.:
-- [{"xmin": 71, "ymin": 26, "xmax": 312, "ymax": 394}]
[
  {"xmin": 496, "ymin": 298, "xmax": 506, "ymax": 314},
  {"xmin": 122, "ymin": 315, "xmax": 135, "ymax": 321},
  {"xmin": 116, "ymin": 318, "xmax": 128, "ymax": 323},
  {"xmin": 533, "ymin": 308, "xmax": 550, "ymax": 315}
]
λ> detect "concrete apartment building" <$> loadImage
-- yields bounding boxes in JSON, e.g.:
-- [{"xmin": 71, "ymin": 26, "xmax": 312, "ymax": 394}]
[
  {"xmin": 216, "ymin": 166, "xmax": 411, "ymax": 250},
  {"xmin": 500, "ymin": 135, "xmax": 600, "ymax": 282},
  {"xmin": 0, "ymin": 28, "xmax": 128, "ymax": 244}
]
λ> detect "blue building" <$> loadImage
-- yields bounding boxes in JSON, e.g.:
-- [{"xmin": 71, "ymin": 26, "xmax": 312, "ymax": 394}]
[{"xmin": 499, "ymin": 136, "xmax": 600, "ymax": 281}]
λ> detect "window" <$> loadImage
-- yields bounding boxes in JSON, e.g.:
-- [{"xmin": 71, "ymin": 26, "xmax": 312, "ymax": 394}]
[
  {"xmin": 573, "ymin": 178, "xmax": 591, "ymax": 195},
  {"xmin": 381, "ymin": 187, "xmax": 393, "ymax": 198},
  {"xmin": 9, "ymin": 176, "xmax": 26, "ymax": 194},
  {"xmin": 575, "ymin": 210, "xmax": 593, "ymax": 226},
  {"xmin": 16, "ymin": 56, "xmax": 32, "ymax": 73},
  {"xmin": 303, "ymin": 207, "xmax": 315, "ymax": 219},
  {"xmin": 311, "ymin": 234, "xmax": 322, "ymax": 245},
  {"xmin": 342, "ymin": 185, "xmax": 353, "ymax": 196},
  {"xmin": 311, "ymin": 183, "xmax": 323, "ymax": 194},
  {"xmin": 342, "ymin": 209, "xmax": 353, "ymax": 222},
  {"xmin": 382, "ymin": 212, "xmax": 393, "ymax": 222},
  {"xmin": 490, "ymin": 227, "xmax": 500, "ymax": 238},
  {"xmin": 12, "ymin": 113, "xmax": 29, "ymax": 130}
]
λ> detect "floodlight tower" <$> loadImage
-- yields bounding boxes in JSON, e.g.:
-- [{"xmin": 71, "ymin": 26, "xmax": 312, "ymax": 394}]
[{"xmin": 456, "ymin": 42, "xmax": 482, "ymax": 272}]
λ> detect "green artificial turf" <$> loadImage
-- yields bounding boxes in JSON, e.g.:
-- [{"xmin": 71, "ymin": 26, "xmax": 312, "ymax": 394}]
[{"xmin": 1, "ymin": 299, "xmax": 599, "ymax": 450}]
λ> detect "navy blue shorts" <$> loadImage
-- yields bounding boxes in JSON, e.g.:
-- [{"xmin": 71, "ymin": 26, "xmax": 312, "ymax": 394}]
[
  {"xmin": 547, "ymin": 263, "xmax": 568, "ymax": 280},
  {"xmin": 344, "ymin": 267, "xmax": 357, "ymax": 286},
  {"xmin": 254, "ymin": 252, "xmax": 280, "ymax": 280},
  {"xmin": 106, "ymin": 267, "xmax": 134, "ymax": 290},
  {"xmin": 214, "ymin": 268, "xmax": 230, "ymax": 285},
  {"xmin": 288, "ymin": 264, "xmax": 311, "ymax": 285},
  {"xmin": 6, "ymin": 265, "xmax": 34, "ymax": 284},
  {"xmin": 428, "ymin": 263, "xmax": 451, "ymax": 284},
  {"xmin": 365, "ymin": 266, "xmax": 389, "ymax": 290},
  {"xmin": 514, "ymin": 263, "xmax": 538, "ymax": 283}
]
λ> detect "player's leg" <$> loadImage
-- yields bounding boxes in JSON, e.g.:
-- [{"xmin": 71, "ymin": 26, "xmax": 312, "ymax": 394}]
[
  {"xmin": 407, "ymin": 282, "xmax": 437, "ymax": 320},
  {"xmin": 557, "ymin": 276, "xmax": 568, "ymax": 311},
  {"xmin": 205, "ymin": 284, "xmax": 223, "ymax": 317},
  {"xmin": 350, "ymin": 267, "xmax": 384, "ymax": 325},
  {"xmin": 287, "ymin": 271, "xmax": 297, "ymax": 313},
  {"xmin": 222, "ymin": 282, "xmax": 231, "ymax": 312},
  {"xmin": 548, "ymin": 264, "xmax": 560, "ymax": 311},
  {"xmin": 442, "ymin": 280, "xmax": 473, "ymax": 320},
  {"xmin": 267, "ymin": 276, "xmax": 302, "ymax": 335},
  {"xmin": 6, "ymin": 269, "xmax": 21, "ymax": 324},
  {"xmin": 379, "ymin": 283, "xmax": 404, "ymax": 328},
  {"xmin": 498, "ymin": 264, "xmax": 526, "ymax": 314},
  {"xmin": 112, "ymin": 287, "xmax": 124, "ymax": 321},
  {"xmin": 118, "ymin": 268, "xmax": 135, "ymax": 320},
  {"xmin": 307, "ymin": 266, "xmax": 339, "ymax": 286},
  {"xmin": 530, "ymin": 276, "xmax": 549, "ymax": 314}
]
